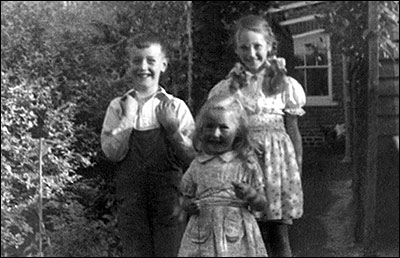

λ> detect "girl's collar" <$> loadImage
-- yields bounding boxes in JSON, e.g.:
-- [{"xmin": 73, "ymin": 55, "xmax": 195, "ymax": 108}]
[{"xmin": 197, "ymin": 150, "xmax": 239, "ymax": 163}]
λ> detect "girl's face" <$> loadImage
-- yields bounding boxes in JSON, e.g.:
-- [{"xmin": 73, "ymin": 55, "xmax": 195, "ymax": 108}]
[
  {"xmin": 127, "ymin": 43, "xmax": 167, "ymax": 92},
  {"xmin": 235, "ymin": 29, "xmax": 272, "ymax": 74},
  {"xmin": 201, "ymin": 109, "xmax": 239, "ymax": 155}
]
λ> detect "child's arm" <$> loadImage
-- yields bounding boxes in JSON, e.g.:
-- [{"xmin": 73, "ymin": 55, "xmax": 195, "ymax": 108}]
[
  {"xmin": 232, "ymin": 182, "xmax": 267, "ymax": 211},
  {"xmin": 100, "ymin": 96, "xmax": 135, "ymax": 162},
  {"xmin": 156, "ymin": 98, "xmax": 196, "ymax": 167},
  {"xmin": 285, "ymin": 114, "xmax": 303, "ymax": 176}
]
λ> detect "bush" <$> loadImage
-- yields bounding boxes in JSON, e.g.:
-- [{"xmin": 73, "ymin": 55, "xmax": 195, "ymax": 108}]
[{"xmin": 1, "ymin": 1, "xmax": 189, "ymax": 256}]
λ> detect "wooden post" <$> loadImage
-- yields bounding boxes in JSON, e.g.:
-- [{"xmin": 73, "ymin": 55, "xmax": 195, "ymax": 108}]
[
  {"xmin": 38, "ymin": 138, "xmax": 44, "ymax": 257},
  {"xmin": 186, "ymin": 1, "xmax": 193, "ymax": 111},
  {"xmin": 362, "ymin": 1, "xmax": 379, "ymax": 255},
  {"xmin": 342, "ymin": 54, "xmax": 352, "ymax": 163}
]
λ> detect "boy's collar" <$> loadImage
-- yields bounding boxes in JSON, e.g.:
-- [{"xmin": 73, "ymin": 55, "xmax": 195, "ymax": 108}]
[
  {"xmin": 124, "ymin": 86, "xmax": 167, "ymax": 99},
  {"xmin": 197, "ymin": 151, "xmax": 239, "ymax": 163}
]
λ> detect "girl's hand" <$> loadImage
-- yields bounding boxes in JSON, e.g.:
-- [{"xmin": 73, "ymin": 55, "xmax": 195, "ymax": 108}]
[
  {"xmin": 232, "ymin": 182, "xmax": 257, "ymax": 201},
  {"xmin": 182, "ymin": 198, "xmax": 200, "ymax": 216},
  {"xmin": 232, "ymin": 182, "xmax": 267, "ymax": 211}
]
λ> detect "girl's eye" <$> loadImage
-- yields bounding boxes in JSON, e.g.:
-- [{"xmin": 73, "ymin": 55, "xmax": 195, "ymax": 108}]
[
  {"xmin": 220, "ymin": 125, "xmax": 229, "ymax": 130},
  {"xmin": 132, "ymin": 58, "xmax": 141, "ymax": 64},
  {"xmin": 254, "ymin": 44, "xmax": 262, "ymax": 50},
  {"xmin": 147, "ymin": 59, "xmax": 156, "ymax": 64},
  {"xmin": 239, "ymin": 45, "xmax": 248, "ymax": 51},
  {"xmin": 204, "ymin": 124, "xmax": 214, "ymax": 130}
]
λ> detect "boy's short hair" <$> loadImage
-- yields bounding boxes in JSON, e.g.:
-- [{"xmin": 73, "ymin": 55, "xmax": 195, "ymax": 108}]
[{"xmin": 126, "ymin": 33, "xmax": 169, "ymax": 58}]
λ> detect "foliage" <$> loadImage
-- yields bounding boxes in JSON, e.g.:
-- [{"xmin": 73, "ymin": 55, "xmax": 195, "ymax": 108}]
[
  {"xmin": 315, "ymin": 3, "xmax": 399, "ymax": 248},
  {"xmin": 1, "ymin": 1, "xmax": 189, "ymax": 257},
  {"xmin": 316, "ymin": 1, "xmax": 399, "ymax": 59},
  {"xmin": 5, "ymin": 1, "xmax": 396, "ymax": 256}
]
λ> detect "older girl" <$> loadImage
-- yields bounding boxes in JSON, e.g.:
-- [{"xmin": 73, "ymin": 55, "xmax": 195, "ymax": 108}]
[{"xmin": 208, "ymin": 14, "xmax": 306, "ymax": 257}]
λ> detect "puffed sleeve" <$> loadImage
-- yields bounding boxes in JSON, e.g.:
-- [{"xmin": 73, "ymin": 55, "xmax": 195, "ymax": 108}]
[{"xmin": 284, "ymin": 76, "xmax": 306, "ymax": 116}]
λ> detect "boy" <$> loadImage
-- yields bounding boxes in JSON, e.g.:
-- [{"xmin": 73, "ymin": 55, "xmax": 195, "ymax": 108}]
[{"xmin": 101, "ymin": 34, "xmax": 195, "ymax": 257}]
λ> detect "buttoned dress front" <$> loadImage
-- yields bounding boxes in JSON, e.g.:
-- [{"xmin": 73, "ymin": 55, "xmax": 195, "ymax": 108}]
[{"xmin": 209, "ymin": 62, "xmax": 306, "ymax": 222}]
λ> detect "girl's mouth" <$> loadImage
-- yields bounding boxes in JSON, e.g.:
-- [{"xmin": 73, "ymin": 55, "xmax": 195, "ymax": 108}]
[{"xmin": 137, "ymin": 73, "xmax": 152, "ymax": 79}]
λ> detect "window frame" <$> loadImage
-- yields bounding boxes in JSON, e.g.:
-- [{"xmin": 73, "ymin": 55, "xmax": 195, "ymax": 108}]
[{"xmin": 292, "ymin": 30, "xmax": 337, "ymax": 106}]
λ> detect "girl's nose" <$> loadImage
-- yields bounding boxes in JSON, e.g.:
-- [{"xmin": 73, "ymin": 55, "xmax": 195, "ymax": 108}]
[
  {"xmin": 212, "ymin": 128, "xmax": 222, "ymax": 138},
  {"xmin": 249, "ymin": 47, "xmax": 257, "ymax": 58}
]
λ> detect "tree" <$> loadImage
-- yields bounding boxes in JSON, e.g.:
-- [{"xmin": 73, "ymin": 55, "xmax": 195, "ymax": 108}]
[
  {"xmin": 316, "ymin": 1, "xmax": 399, "ymax": 255},
  {"xmin": 316, "ymin": 1, "xmax": 399, "ymax": 162}
]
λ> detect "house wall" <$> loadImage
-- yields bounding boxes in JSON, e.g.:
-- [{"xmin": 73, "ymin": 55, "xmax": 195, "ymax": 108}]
[
  {"xmin": 270, "ymin": 2, "xmax": 398, "ymax": 149},
  {"xmin": 377, "ymin": 59, "xmax": 399, "ymax": 156},
  {"xmin": 376, "ymin": 58, "xmax": 399, "ymax": 255},
  {"xmin": 274, "ymin": 4, "xmax": 345, "ymax": 147},
  {"xmin": 299, "ymin": 50, "xmax": 345, "ymax": 147}
]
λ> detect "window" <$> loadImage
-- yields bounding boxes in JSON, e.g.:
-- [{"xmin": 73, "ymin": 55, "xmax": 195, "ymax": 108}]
[{"xmin": 292, "ymin": 31, "xmax": 335, "ymax": 106}]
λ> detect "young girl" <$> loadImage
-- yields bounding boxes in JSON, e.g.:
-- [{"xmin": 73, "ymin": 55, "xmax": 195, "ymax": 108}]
[
  {"xmin": 208, "ymin": 15, "xmax": 306, "ymax": 257},
  {"xmin": 178, "ymin": 95, "xmax": 268, "ymax": 257}
]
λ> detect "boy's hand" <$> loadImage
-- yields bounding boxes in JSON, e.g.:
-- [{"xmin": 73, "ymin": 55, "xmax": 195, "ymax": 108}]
[
  {"xmin": 232, "ymin": 182, "xmax": 257, "ymax": 201},
  {"xmin": 156, "ymin": 100, "xmax": 180, "ymax": 134},
  {"xmin": 183, "ymin": 198, "xmax": 200, "ymax": 216},
  {"xmin": 119, "ymin": 94, "xmax": 137, "ymax": 118}
]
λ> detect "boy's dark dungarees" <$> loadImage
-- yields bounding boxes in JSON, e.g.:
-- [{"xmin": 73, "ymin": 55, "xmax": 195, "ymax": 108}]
[{"xmin": 116, "ymin": 127, "xmax": 185, "ymax": 257}]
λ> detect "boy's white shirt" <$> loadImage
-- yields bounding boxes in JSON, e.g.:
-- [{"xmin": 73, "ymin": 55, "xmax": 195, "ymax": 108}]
[{"xmin": 101, "ymin": 87, "xmax": 194, "ymax": 162}]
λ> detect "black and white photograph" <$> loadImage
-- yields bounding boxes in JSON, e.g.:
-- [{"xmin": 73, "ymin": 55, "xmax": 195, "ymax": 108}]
[{"xmin": 1, "ymin": 1, "xmax": 398, "ymax": 257}]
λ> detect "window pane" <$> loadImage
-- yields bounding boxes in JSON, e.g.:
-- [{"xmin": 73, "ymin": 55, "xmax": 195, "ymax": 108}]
[
  {"xmin": 305, "ymin": 43, "xmax": 327, "ymax": 66},
  {"xmin": 306, "ymin": 68, "xmax": 328, "ymax": 96},
  {"xmin": 293, "ymin": 32, "xmax": 330, "ymax": 98},
  {"xmin": 292, "ymin": 67, "xmax": 328, "ymax": 96},
  {"xmin": 294, "ymin": 53, "xmax": 305, "ymax": 66},
  {"xmin": 293, "ymin": 33, "xmax": 328, "ymax": 67}
]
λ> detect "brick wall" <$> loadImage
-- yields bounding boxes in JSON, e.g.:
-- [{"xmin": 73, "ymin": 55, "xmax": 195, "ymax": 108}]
[
  {"xmin": 298, "ymin": 51, "xmax": 345, "ymax": 147},
  {"xmin": 299, "ymin": 105, "xmax": 344, "ymax": 147}
]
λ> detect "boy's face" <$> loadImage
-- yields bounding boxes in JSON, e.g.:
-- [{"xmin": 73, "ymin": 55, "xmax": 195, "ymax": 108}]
[
  {"xmin": 235, "ymin": 29, "xmax": 272, "ymax": 74},
  {"xmin": 127, "ymin": 43, "xmax": 167, "ymax": 92},
  {"xmin": 201, "ymin": 109, "xmax": 239, "ymax": 155}
]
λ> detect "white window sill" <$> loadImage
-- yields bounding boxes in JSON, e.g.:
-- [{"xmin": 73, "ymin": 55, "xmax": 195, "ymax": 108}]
[{"xmin": 305, "ymin": 97, "xmax": 338, "ymax": 106}]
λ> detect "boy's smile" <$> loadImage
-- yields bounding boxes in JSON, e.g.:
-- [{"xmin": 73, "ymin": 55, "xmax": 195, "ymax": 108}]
[{"xmin": 128, "ymin": 43, "xmax": 167, "ymax": 92}]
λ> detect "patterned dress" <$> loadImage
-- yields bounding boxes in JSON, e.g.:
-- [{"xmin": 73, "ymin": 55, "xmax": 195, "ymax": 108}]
[
  {"xmin": 178, "ymin": 151, "xmax": 268, "ymax": 257},
  {"xmin": 208, "ymin": 62, "xmax": 306, "ymax": 222}
]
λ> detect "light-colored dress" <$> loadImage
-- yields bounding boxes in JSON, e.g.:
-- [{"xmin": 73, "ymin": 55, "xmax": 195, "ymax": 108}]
[
  {"xmin": 178, "ymin": 151, "xmax": 268, "ymax": 257},
  {"xmin": 208, "ymin": 62, "xmax": 306, "ymax": 221}
]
